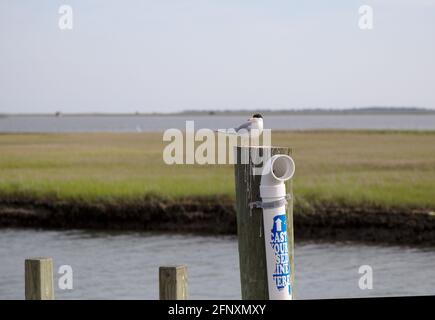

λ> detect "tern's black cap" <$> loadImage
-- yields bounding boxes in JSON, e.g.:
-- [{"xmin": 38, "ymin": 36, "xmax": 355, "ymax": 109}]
[{"xmin": 252, "ymin": 113, "xmax": 263, "ymax": 119}]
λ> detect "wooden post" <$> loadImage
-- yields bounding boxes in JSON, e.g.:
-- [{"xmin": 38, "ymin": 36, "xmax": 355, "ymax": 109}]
[
  {"xmin": 25, "ymin": 257, "xmax": 54, "ymax": 300},
  {"xmin": 159, "ymin": 266, "xmax": 188, "ymax": 300},
  {"xmin": 234, "ymin": 146, "xmax": 294, "ymax": 299}
]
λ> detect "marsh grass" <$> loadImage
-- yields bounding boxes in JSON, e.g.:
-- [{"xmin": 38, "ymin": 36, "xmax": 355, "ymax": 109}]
[{"xmin": 1, "ymin": 131, "xmax": 435, "ymax": 208}]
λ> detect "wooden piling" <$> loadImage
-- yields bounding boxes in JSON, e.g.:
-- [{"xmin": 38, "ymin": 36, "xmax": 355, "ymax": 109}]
[
  {"xmin": 25, "ymin": 257, "xmax": 54, "ymax": 300},
  {"xmin": 234, "ymin": 146, "xmax": 294, "ymax": 300},
  {"xmin": 159, "ymin": 266, "xmax": 188, "ymax": 300}
]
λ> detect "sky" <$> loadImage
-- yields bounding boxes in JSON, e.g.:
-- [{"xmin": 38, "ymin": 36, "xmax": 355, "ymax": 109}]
[{"xmin": 0, "ymin": 0, "xmax": 435, "ymax": 113}]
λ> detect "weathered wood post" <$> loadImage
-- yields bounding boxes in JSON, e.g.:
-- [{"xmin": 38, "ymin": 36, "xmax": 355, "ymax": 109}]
[
  {"xmin": 234, "ymin": 146, "xmax": 295, "ymax": 299},
  {"xmin": 25, "ymin": 257, "xmax": 54, "ymax": 300},
  {"xmin": 159, "ymin": 265, "xmax": 188, "ymax": 300}
]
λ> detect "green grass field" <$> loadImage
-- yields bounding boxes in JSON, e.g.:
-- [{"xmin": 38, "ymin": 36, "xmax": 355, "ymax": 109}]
[{"xmin": 1, "ymin": 131, "xmax": 435, "ymax": 208}]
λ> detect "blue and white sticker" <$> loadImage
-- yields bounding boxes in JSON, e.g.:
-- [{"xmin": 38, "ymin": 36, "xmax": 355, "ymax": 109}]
[{"xmin": 270, "ymin": 214, "xmax": 292, "ymax": 295}]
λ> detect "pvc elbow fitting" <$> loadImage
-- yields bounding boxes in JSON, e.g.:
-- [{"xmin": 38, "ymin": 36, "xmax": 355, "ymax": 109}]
[{"xmin": 260, "ymin": 155, "xmax": 295, "ymax": 200}]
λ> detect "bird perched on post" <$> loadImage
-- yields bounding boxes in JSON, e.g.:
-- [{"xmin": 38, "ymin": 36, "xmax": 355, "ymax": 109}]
[{"xmin": 215, "ymin": 113, "xmax": 264, "ymax": 138}]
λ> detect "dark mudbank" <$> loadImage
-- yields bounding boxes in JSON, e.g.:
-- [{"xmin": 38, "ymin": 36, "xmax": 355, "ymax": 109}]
[{"xmin": 1, "ymin": 196, "xmax": 434, "ymax": 246}]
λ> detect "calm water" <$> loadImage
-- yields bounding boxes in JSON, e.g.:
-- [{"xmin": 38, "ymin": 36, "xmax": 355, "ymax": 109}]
[
  {"xmin": 1, "ymin": 115, "xmax": 435, "ymax": 132},
  {"xmin": 0, "ymin": 229, "xmax": 434, "ymax": 300}
]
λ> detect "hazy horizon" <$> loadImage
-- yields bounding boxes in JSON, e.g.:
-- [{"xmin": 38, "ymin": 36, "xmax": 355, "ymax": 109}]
[
  {"xmin": 2, "ymin": 106, "xmax": 435, "ymax": 116},
  {"xmin": 1, "ymin": 0, "xmax": 435, "ymax": 113}
]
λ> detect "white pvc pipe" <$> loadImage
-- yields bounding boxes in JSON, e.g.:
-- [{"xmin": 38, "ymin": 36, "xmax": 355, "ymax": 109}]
[{"xmin": 260, "ymin": 155, "xmax": 295, "ymax": 300}]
